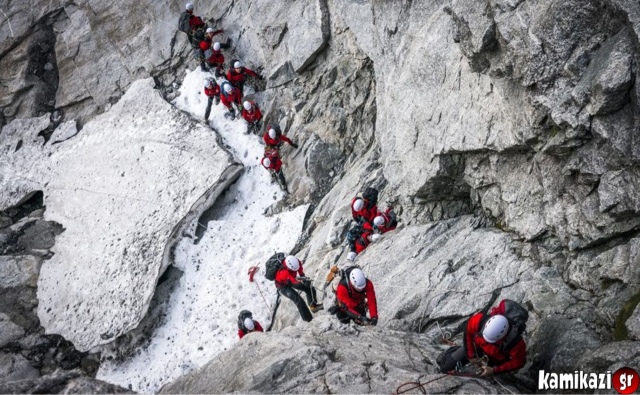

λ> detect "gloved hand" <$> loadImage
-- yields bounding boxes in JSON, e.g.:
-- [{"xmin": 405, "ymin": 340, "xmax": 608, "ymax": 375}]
[
  {"xmin": 258, "ymin": 75, "xmax": 264, "ymax": 80},
  {"xmin": 358, "ymin": 316, "xmax": 371, "ymax": 325},
  {"xmin": 291, "ymin": 142, "xmax": 299, "ymax": 149},
  {"xmin": 347, "ymin": 251, "xmax": 357, "ymax": 261},
  {"xmin": 370, "ymin": 233, "xmax": 381, "ymax": 242},
  {"xmin": 370, "ymin": 317, "xmax": 378, "ymax": 326}
]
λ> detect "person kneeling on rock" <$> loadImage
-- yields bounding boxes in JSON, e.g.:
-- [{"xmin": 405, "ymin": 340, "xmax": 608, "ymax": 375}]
[
  {"xmin": 437, "ymin": 300, "xmax": 527, "ymax": 376},
  {"xmin": 328, "ymin": 267, "xmax": 378, "ymax": 326},
  {"xmin": 274, "ymin": 255, "xmax": 323, "ymax": 322},
  {"xmin": 237, "ymin": 310, "xmax": 263, "ymax": 339},
  {"xmin": 241, "ymin": 101, "xmax": 263, "ymax": 135},
  {"xmin": 220, "ymin": 81, "xmax": 242, "ymax": 120}
]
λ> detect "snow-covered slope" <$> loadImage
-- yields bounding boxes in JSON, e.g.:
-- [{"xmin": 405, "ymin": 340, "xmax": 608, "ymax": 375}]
[{"xmin": 96, "ymin": 69, "xmax": 308, "ymax": 393}]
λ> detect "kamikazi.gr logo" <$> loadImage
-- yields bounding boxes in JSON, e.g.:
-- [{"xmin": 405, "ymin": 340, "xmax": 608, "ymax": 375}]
[{"xmin": 538, "ymin": 367, "xmax": 639, "ymax": 394}]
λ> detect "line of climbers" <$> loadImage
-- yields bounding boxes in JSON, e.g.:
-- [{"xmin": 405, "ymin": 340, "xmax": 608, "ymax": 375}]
[
  {"xmin": 180, "ymin": 5, "xmax": 529, "ymax": 382},
  {"xmin": 180, "ymin": 3, "xmax": 298, "ymax": 196}
]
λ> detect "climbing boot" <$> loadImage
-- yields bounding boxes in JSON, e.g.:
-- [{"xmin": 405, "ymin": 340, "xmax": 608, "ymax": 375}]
[{"xmin": 309, "ymin": 303, "xmax": 324, "ymax": 313}]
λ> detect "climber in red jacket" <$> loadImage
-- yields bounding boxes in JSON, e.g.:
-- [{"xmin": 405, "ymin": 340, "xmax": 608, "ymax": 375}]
[
  {"xmin": 220, "ymin": 81, "xmax": 242, "ymax": 119},
  {"xmin": 438, "ymin": 303, "xmax": 527, "ymax": 376},
  {"xmin": 263, "ymin": 125, "xmax": 299, "ymax": 148},
  {"xmin": 241, "ymin": 101, "xmax": 263, "ymax": 135},
  {"xmin": 226, "ymin": 60, "xmax": 263, "ymax": 92},
  {"xmin": 262, "ymin": 148, "xmax": 288, "ymax": 192},
  {"xmin": 351, "ymin": 197, "xmax": 378, "ymax": 225},
  {"xmin": 205, "ymin": 42, "xmax": 225, "ymax": 76},
  {"xmin": 203, "ymin": 79, "xmax": 220, "ymax": 121},
  {"xmin": 238, "ymin": 317, "xmax": 264, "ymax": 339},
  {"xmin": 330, "ymin": 267, "xmax": 378, "ymax": 326},
  {"xmin": 372, "ymin": 207, "xmax": 398, "ymax": 234},
  {"xmin": 274, "ymin": 255, "xmax": 322, "ymax": 322}
]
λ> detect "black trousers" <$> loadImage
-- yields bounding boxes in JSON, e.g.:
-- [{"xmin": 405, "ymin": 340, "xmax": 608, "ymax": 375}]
[
  {"xmin": 438, "ymin": 345, "xmax": 468, "ymax": 373},
  {"xmin": 204, "ymin": 96, "xmax": 219, "ymax": 120},
  {"xmin": 279, "ymin": 281, "xmax": 317, "ymax": 322}
]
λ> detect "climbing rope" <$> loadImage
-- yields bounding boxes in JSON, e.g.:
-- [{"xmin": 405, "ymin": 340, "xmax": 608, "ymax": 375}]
[
  {"xmin": 436, "ymin": 321, "xmax": 456, "ymax": 346},
  {"xmin": 394, "ymin": 374, "xmax": 449, "ymax": 394},
  {"xmin": 248, "ymin": 265, "xmax": 274, "ymax": 316}
]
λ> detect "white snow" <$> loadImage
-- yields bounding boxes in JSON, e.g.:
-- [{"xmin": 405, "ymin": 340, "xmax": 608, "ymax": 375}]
[{"xmin": 96, "ymin": 68, "xmax": 308, "ymax": 393}]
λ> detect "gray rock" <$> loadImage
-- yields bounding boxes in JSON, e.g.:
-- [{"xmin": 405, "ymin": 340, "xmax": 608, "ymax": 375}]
[
  {"xmin": 286, "ymin": 0, "xmax": 329, "ymax": 72},
  {"xmin": 578, "ymin": 341, "xmax": 640, "ymax": 372},
  {"xmin": 51, "ymin": 121, "xmax": 79, "ymax": 144},
  {"xmin": 0, "ymin": 352, "xmax": 40, "ymax": 383},
  {"xmin": 160, "ymin": 318, "xmax": 514, "ymax": 394},
  {"xmin": 599, "ymin": 169, "xmax": 640, "ymax": 218},
  {"xmin": 0, "ymin": 313, "xmax": 25, "ymax": 347},
  {"xmin": 627, "ymin": 304, "xmax": 640, "ymax": 341},
  {"xmin": 0, "ymin": 255, "xmax": 42, "ymax": 288},
  {"xmin": 0, "ymin": 369, "xmax": 134, "ymax": 394}
]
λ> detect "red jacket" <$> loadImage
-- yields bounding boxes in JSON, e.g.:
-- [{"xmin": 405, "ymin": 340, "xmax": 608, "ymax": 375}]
[
  {"xmin": 189, "ymin": 15, "xmax": 205, "ymax": 30},
  {"xmin": 336, "ymin": 279, "xmax": 378, "ymax": 319},
  {"xmin": 242, "ymin": 103, "xmax": 263, "ymax": 123},
  {"xmin": 204, "ymin": 84, "xmax": 220, "ymax": 98},
  {"xmin": 207, "ymin": 51, "xmax": 225, "ymax": 67},
  {"xmin": 274, "ymin": 260, "xmax": 305, "ymax": 288},
  {"xmin": 354, "ymin": 230, "xmax": 373, "ymax": 254},
  {"xmin": 226, "ymin": 67, "xmax": 260, "ymax": 85},
  {"xmin": 238, "ymin": 321, "xmax": 264, "ymax": 339},
  {"xmin": 464, "ymin": 313, "xmax": 527, "ymax": 374},
  {"xmin": 352, "ymin": 197, "xmax": 378, "ymax": 224},
  {"xmin": 220, "ymin": 88, "xmax": 242, "ymax": 109},
  {"xmin": 263, "ymin": 133, "xmax": 293, "ymax": 147},
  {"xmin": 375, "ymin": 207, "xmax": 397, "ymax": 233}
]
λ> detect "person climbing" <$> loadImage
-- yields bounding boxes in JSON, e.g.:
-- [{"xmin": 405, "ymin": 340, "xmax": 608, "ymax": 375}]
[
  {"xmin": 274, "ymin": 255, "xmax": 322, "ymax": 322},
  {"xmin": 372, "ymin": 207, "xmax": 398, "ymax": 234},
  {"xmin": 203, "ymin": 78, "xmax": 220, "ymax": 121},
  {"xmin": 345, "ymin": 222, "xmax": 381, "ymax": 261},
  {"xmin": 261, "ymin": 147, "xmax": 288, "ymax": 192},
  {"xmin": 351, "ymin": 188, "xmax": 379, "ymax": 225},
  {"xmin": 328, "ymin": 267, "xmax": 378, "ymax": 326},
  {"xmin": 237, "ymin": 310, "xmax": 264, "ymax": 339},
  {"xmin": 437, "ymin": 300, "xmax": 528, "ymax": 376},
  {"xmin": 226, "ymin": 60, "xmax": 263, "ymax": 92},
  {"xmin": 241, "ymin": 101, "xmax": 263, "ymax": 135},
  {"xmin": 179, "ymin": 3, "xmax": 209, "ymax": 67},
  {"xmin": 205, "ymin": 42, "xmax": 226, "ymax": 77},
  {"xmin": 219, "ymin": 80, "xmax": 242, "ymax": 120},
  {"xmin": 197, "ymin": 27, "xmax": 224, "ymax": 71},
  {"xmin": 262, "ymin": 124, "xmax": 299, "ymax": 149}
]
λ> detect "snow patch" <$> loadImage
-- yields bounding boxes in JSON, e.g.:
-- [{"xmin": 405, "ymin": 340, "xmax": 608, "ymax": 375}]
[{"xmin": 97, "ymin": 68, "xmax": 308, "ymax": 393}]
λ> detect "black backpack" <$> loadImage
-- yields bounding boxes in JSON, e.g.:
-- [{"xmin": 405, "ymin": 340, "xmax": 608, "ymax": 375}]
[
  {"xmin": 362, "ymin": 187, "xmax": 379, "ymax": 207},
  {"xmin": 178, "ymin": 12, "xmax": 191, "ymax": 33},
  {"xmin": 345, "ymin": 223, "xmax": 363, "ymax": 247},
  {"xmin": 237, "ymin": 310, "xmax": 253, "ymax": 331},
  {"xmin": 481, "ymin": 299, "xmax": 529, "ymax": 352},
  {"xmin": 265, "ymin": 252, "xmax": 286, "ymax": 281}
]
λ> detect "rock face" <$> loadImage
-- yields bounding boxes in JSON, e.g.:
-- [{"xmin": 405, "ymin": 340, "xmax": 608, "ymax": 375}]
[
  {"xmin": 0, "ymin": 78, "xmax": 236, "ymax": 351},
  {"xmin": 0, "ymin": 369, "xmax": 133, "ymax": 394},
  {"xmin": 160, "ymin": 317, "xmax": 516, "ymax": 394}
]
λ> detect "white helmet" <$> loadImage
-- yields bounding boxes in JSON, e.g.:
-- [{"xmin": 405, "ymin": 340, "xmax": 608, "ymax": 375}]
[
  {"xmin": 243, "ymin": 101, "xmax": 252, "ymax": 111},
  {"xmin": 234, "ymin": 61, "xmax": 242, "ymax": 69},
  {"xmin": 224, "ymin": 84, "xmax": 233, "ymax": 93},
  {"xmin": 373, "ymin": 216, "xmax": 385, "ymax": 228},
  {"xmin": 213, "ymin": 42, "xmax": 221, "ymax": 51},
  {"xmin": 482, "ymin": 315, "xmax": 510, "ymax": 343},
  {"xmin": 268, "ymin": 128, "xmax": 277, "ymax": 139},
  {"xmin": 349, "ymin": 268, "xmax": 366, "ymax": 291},
  {"xmin": 352, "ymin": 199, "xmax": 364, "ymax": 212},
  {"xmin": 262, "ymin": 157, "xmax": 271, "ymax": 168},
  {"xmin": 243, "ymin": 317, "xmax": 255, "ymax": 331},
  {"xmin": 186, "ymin": 3, "xmax": 194, "ymax": 11},
  {"xmin": 204, "ymin": 80, "xmax": 212, "ymax": 88},
  {"xmin": 285, "ymin": 255, "xmax": 300, "ymax": 271},
  {"xmin": 206, "ymin": 27, "xmax": 214, "ymax": 34}
]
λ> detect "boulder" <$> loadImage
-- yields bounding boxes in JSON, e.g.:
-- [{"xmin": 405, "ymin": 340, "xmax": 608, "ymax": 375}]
[{"xmin": 0, "ymin": 78, "xmax": 235, "ymax": 351}]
